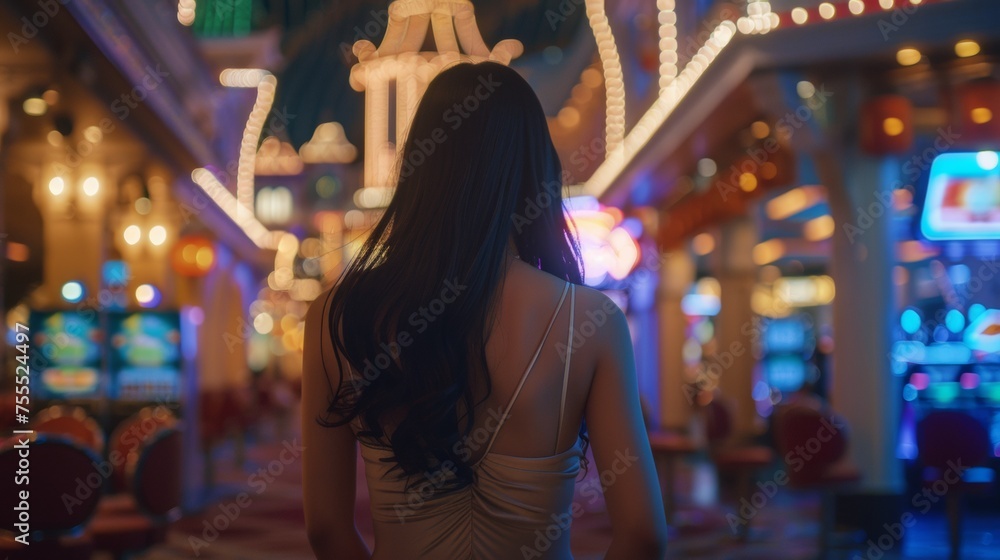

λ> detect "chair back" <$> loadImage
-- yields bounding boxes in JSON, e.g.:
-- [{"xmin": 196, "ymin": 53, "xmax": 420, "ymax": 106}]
[
  {"xmin": 127, "ymin": 428, "xmax": 183, "ymax": 522},
  {"xmin": 703, "ymin": 399, "xmax": 733, "ymax": 445},
  {"xmin": 0, "ymin": 435, "xmax": 103, "ymax": 538},
  {"xmin": 32, "ymin": 406, "xmax": 105, "ymax": 453},
  {"xmin": 917, "ymin": 410, "xmax": 990, "ymax": 471},
  {"xmin": 108, "ymin": 407, "xmax": 176, "ymax": 491},
  {"xmin": 774, "ymin": 406, "xmax": 848, "ymax": 485}
]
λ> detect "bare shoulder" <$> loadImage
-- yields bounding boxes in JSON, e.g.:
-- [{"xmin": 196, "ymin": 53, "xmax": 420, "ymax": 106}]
[
  {"xmin": 572, "ymin": 284, "xmax": 620, "ymax": 315},
  {"xmin": 570, "ymin": 284, "xmax": 630, "ymax": 354},
  {"xmin": 572, "ymin": 284, "xmax": 628, "ymax": 328},
  {"xmin": 303, "ymin": 287, "xmax": 341, "ymax": 385},
  {"xmin": 305, "ymin": 287, "xmax": 336, "ymax": 335}
]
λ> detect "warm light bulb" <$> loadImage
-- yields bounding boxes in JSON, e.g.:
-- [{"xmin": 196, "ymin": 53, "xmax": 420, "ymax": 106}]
[
  {"xmin": 149, "ymin": 225, "xmax": 167, "ymax": 246},
  {"xmin": 896, "ymin": 48, "xmax": 921, "ymax": 66},
  {"xmin": 82, "ymin": 177, "xmax": 100, "ymax": 196},
  {"xmin": 883, "ymin": 117, "xmax": 905, "ymax": 137},
  {"xmin": 692, "ymin": 233, "xmax": 715, "ymax": 255},
  {"xmin": 124, "ymin": 225, "xmax": 141, "ymax": 245},
  {"xmin": 954, "ymin": 40, "xmax": 980, "ymax": 58},
  {"xmin": 83, "ymin": 126, "xmax": 103, "ymax": 144},
  {"xmin": 751, "ymin": 121, "xmax": 770, "ymax": 139},
  {"xmin": 48, "ymin": 176, "xmax": 65, "ymax": 195},
  {"xmin": 22, "ymin": 98, "xmax": 46, "ymax": 116},
  {"xmin": 971, "ymin": 107, "xmax": 993, "ymax": 125}
]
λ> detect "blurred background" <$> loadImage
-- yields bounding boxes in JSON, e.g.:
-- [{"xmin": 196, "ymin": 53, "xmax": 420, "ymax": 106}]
[{"xmin": 1, "ymin": 0, "xmax": 999, "ymax": 558}]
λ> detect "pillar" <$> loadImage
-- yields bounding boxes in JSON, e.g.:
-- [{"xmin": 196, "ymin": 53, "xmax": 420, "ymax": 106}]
[
  {"xmin": 818, "ymin": 149, "xmax": 903, "ymax": 495},
  {"xmin": 714, "ymin": 217, "xmax": 758, "ymax": 438},
  {"xmin": 657, "ymin": 249, "xmax": 695, "ymax": 430}
]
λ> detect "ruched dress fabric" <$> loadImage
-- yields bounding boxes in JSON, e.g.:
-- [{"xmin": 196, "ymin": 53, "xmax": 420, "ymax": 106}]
[{"xmin": 358, "ymin": 283, "xmax": 581, "ymax": 559}]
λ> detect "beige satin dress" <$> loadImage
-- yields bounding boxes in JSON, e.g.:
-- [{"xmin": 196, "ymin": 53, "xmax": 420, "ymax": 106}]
[{"xmin": 358, "ymin": 283, "xmax": 582, "ymax": 559}]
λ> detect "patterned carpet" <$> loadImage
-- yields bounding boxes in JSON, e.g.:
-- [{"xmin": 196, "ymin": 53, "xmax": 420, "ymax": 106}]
[{"xmin": 120, "ymin": 422, "xmax": 998, "ymax": 560}]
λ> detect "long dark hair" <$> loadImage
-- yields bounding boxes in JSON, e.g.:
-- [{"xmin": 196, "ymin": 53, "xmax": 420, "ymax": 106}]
[{"xmin": 320, "ymin": 61, "xmax": 583, "ymax": 491}]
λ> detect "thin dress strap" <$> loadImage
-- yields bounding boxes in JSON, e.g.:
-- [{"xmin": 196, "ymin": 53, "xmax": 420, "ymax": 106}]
[
  {"xmin": 554, "ymin": 283, "xmax": 575, "ymax": 453},
  {"xmin": 476, "ymin": 282, "xmax": 570, "ymax": 462}
]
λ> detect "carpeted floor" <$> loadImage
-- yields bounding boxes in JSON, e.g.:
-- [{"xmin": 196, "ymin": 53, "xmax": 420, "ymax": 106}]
[{"xmin": 125, "ymin": 424, "xmax": 999, "ymax": 560}]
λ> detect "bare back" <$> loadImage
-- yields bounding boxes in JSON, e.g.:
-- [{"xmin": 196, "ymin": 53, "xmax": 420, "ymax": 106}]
[{"xmin": 302, "ymin": 259, "xmax": 669, "ymax": 559}]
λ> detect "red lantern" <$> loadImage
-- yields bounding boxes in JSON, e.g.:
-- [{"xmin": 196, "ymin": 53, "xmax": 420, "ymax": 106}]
[
  {"xmin": 860, "ymin": 95, "xmax": 913, "ymax": 155},
  {"xmin": 957, "ymin": 81, "xmax": 1000, "ymax": 142},
  {"xmin": 171, "ymin": 235, "xmax": 216, "ymax": 277}
]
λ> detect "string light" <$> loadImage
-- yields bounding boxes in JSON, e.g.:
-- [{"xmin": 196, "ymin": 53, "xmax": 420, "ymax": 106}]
[
  {"xmin": 585, "ymin": 21, "xmax": 736, "ymax": 198},
  {"xmin": 220, "ymin": 69, "xmax": 277, "ymax": 220},
  {"xmin": 740, "ymin": 1, "xmax": 777, "ymax": 35},
  {"xmin": 191, "ymin": 168, "xmax": 281, "ymax": 249},
  {"xmin": 586, "ymin": 0, "xmax": 626, "ymax": 157},
  {"xmin": 657, "ymin": 0, "xmax": 677, "ymax": 96},
  {"xmin": 177, "ymin": 0, "xmax": 195, "ymax": 25}
]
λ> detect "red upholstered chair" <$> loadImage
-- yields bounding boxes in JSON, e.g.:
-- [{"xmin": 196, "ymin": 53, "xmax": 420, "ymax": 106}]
[
  {"xmin": 702, "ymin": 399, "xmax": 775, "ymax": 539},
  {"xmin": 90, "ymin": 427, "xmax": 183, "ymax": 559},
  {"xmin": 917, "ymin": 411, "xmax": 993, "ymax": 560},
  {"xmin": 773, "ymin": 406, "xmax": 861, "ymax": 559},
  {"xmin": 130, "ymin": 428, "xmax": 184, "ymax": 521},
  {"xmin": 32, "ymin": 405, "xmax": 105, "ymax": 454},
  {"xmin": 0, "ymin": 435, "xmax": 102, "ymax": 560},
  {"xmin": 107, "ymin": 406, "xmax": 177, "ymax": 492}
]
